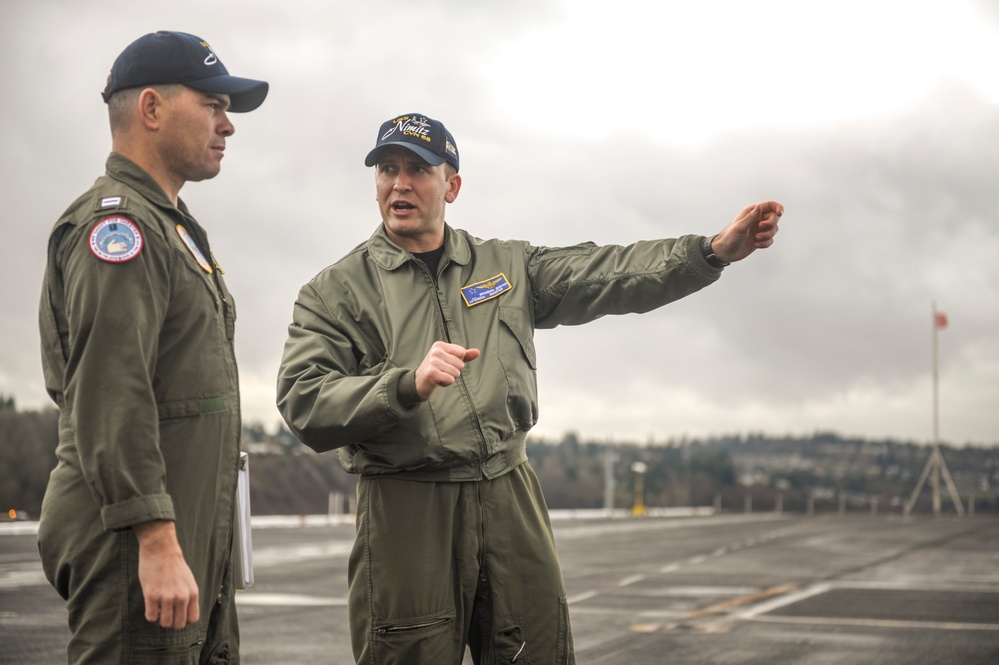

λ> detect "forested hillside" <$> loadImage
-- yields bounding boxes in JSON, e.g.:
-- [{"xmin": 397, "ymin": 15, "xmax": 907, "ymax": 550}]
[{"xmin": 3, "ymin": 395, "xmax": 997, "ymax": 519}]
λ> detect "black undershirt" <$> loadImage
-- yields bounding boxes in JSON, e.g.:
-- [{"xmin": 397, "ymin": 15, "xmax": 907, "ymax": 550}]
[{"xmin": 413, "ymin": 244, "xmax": 445, "ymax": 281}]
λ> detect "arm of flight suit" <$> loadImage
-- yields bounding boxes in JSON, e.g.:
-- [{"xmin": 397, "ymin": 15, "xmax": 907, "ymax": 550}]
[
  {"xmin": 58, "ymin": 220, "xmax": 175, "ymax": 531},
  {"xmin": 528, "ymin": 235, "xmax": 722, "ymax": 328},
  {"xmin": 276, "ymin": 281, "xmax": 422, "ymax": 453}
]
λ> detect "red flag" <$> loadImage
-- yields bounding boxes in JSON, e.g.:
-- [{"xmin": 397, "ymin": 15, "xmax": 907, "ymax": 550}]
[{"xmin": 935, "ymin": 312, "xmax": 948, "ymax": 330}]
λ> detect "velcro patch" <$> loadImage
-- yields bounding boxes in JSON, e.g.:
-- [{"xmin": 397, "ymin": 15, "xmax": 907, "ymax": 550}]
[
  {"xmin": 460, "ymin": 274, "xmax": 512, "ymax": 307},
  {"xmin": 89, "ymin": 216, "xmax": 143, "ymax": 263}
]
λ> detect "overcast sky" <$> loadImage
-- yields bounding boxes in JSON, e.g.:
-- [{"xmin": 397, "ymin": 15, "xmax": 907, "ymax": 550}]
[{"xmin": 2, "ymin": 0, "xmax": 998, "ymax": 447}]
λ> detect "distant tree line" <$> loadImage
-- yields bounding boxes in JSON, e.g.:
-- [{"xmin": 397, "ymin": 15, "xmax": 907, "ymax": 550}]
[
  {"xmin": 0, "ymin": 396, "xmax": 59, "ymax": 518},
  {"xmin": 2, "ymin": 395, "xmax": 997, "ymax": 519}
]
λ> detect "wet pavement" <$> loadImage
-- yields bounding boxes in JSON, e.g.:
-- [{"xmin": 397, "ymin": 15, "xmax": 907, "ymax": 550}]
[{"xmin": 3, "ymin": 513, "xmax": 998, "ymax": 664}]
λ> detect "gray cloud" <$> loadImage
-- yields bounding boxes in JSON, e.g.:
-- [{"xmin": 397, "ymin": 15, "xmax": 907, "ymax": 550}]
[{"xmin": 2, "ymin": 1, "xmax": 997, "ymax": 446}]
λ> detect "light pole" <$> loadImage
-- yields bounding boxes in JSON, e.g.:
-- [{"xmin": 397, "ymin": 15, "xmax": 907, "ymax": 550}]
[{"xmin": 631, "ymin": 461, "xmax": 647, "ymax": 517}]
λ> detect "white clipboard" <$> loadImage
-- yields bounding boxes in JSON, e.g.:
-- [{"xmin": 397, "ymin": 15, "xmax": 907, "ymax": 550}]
[{"xmin": 233, "ymin": 451, "xmax": 254, "ymax": 589}]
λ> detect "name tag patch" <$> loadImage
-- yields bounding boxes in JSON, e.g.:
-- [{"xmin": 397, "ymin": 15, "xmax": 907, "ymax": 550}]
[
  {"xmin": 176, "ymin": 224, "xmax": 213, "ymax": 273},
  {"xmin": 460, "ymin": 274, "xmax": 512, "ymax": 307},
  {"xmin": 89, "ymin": 216, "xmax": 143, "ymax": 263}
]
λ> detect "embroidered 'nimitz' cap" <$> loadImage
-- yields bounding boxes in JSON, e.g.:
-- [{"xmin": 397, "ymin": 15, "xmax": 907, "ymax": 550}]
[{"xmin": 364, "ymin": 113, "xmax": 459, "ymax": 172}]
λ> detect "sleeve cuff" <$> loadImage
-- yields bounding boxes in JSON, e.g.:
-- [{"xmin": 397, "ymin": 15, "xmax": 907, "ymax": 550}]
[
  {"xmin": 100, "ymin": 493, "xmax": 175, "ymax": 531},
  {"xmin": 682, "ymin": 235, "xmax": 724, "ymax": 280},
  {"xmin": 395, "ymin": 369, "xmax": 424, "ymax": 409}
]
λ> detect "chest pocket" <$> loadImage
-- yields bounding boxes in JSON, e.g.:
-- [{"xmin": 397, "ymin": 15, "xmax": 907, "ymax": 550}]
[
  {"xmin": 496, "ymin": 305, "xmax": 538, "ymax": 430},
  {"xmin": 498, "ymin": 306, "xmax": 536, "ymax": 369}
]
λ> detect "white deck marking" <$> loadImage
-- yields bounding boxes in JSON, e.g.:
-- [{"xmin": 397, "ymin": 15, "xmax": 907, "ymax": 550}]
[{"xmin": 235, "ymin": 593, "xmax": 347, "ymax": 607}]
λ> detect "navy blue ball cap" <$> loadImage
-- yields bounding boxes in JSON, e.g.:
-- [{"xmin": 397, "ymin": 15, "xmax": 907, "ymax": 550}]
[
  {"xmin": 102, "ymin": 31, "xmax": 269, "ymax": 113},
  {"xmin": 364, "ymin": 113, "xmax": 459, "ymax": 172}
]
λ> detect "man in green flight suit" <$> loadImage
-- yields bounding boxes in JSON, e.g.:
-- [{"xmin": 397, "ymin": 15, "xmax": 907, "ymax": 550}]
[
  {"xmin": 276, "ymin": 112, "xmax": 784, "ymax": 664},
  {"xmin": 37, "ymin": 31, "xmax": 267, "ymax": 664}
]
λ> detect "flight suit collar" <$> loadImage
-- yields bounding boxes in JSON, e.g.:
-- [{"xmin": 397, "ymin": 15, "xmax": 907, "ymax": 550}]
[
  {"xmin": 104, "ymin": 152, "xmax": 191, "ymax": 215},
  {"xmin": 367, "ymin": 223, "xmax": 471, "ymax": 271}
]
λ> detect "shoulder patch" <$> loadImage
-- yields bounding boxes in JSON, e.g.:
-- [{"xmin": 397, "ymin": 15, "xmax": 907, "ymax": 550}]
[
  {"xmin": 89, "ymin": 216, "xmax": 143, "ymax": 263},
  {"xmin": 460, "ymin": 273, "xmax": 512, "ymax": 307}
]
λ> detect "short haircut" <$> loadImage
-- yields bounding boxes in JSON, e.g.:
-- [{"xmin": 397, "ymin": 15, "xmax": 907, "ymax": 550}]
[{"xmin": 108, "ymin": 84, "xmax": 182, "ymax": 135}]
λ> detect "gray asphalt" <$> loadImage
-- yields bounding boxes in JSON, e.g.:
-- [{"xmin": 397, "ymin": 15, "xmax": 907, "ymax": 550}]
[{"xmin": 2, "ymin": 513, "xmax": 998, "ymax": 664}]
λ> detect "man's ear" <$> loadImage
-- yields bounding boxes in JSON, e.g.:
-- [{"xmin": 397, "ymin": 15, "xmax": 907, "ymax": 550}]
[
  {"xmin": 137, "ymin": 88, "xmax": 165, "ymax": 130},
  {"xmin": 445, "ymin": 173, "xmax": 462, "ymax": 204}
]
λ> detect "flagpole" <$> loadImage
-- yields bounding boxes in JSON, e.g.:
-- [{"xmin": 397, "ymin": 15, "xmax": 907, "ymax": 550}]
[
  {"xmin": 932, "ymin": 301, "xmax": 940, "ymax": 447},
  {"xmin": 904, "ymin": 302, "xmax": 964, "ymax": 517},
  {"xmin": 931, "ymin": 301, "xmax": 941, "ymax": 516}
]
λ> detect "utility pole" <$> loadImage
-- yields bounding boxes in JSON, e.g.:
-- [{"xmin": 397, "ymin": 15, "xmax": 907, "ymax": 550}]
[{"xmin": 904, "ymin": 302, "xmax": 964, "ymax": 517}]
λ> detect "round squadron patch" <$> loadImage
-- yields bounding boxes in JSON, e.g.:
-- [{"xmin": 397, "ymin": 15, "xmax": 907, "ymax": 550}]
[
  {"xmin": 176, "ymin": 224, "xmax": 213, "ymax": 273},
  {"xmin": 89, "ymin": 216, "xmax": 143, "ymax": 263}
]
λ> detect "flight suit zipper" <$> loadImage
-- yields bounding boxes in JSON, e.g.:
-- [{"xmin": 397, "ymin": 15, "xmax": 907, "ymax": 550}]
[{"xmin": 418, "ymin": 258, "xmax": 490, "ymax": 462}]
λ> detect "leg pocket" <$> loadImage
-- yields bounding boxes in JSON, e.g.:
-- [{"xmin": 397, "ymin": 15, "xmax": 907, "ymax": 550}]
[
  {"xmin": 494, "ymin": 623, "xmax": 529, "ymax": 663},
  {"xmin": 372, "ymin": 614, "xmax": 456, "ymax": 665},
  {"xmin": 496, "ymin": 597, "xmax": 573, "ymax": 665}
]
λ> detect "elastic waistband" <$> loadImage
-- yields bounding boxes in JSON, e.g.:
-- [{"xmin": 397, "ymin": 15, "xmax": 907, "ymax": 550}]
[{"xmin": 360, "ymin": 432, "xmax": 528, "ymax": 483}]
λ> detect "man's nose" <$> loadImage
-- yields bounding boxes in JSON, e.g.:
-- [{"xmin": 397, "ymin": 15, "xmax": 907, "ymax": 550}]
[
  {"xmin": 218, "ymin": 112, "xmax": 235, "ymax": 137},
  {"xmin": 393, "ymin": 173, "xmax": 411, "ymax": 191}
]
